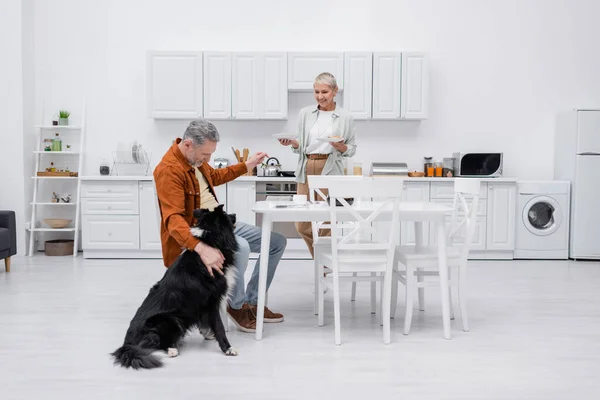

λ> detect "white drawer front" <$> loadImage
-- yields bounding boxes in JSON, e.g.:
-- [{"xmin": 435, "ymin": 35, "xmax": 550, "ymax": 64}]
[
  {"xmin": 81, "ymin": 198, "xmax": 139, "ymax": 215},
  {"xmin": 82, "ymin": 215, "xmax": 140, "ymax": 250},
  {"xmin": 430, "ymin": 181, "xmax": 487, "ymax": 199},
  {"xmin": 81, "ymin": 182, "xmax": 138, "ymax": 199}
]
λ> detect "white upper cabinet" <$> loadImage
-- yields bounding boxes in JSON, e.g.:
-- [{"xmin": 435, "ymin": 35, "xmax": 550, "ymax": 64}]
[
  {"xmin": 343, "ymin": 52, "xmax": 373, "ymax": 120},
  {"xmin": 232, "ymin": 52, "xmax": 288, "ymax": 120},
  {"xmin": 401, "ymin": 53, "xmax": 430, "ymax": 119},
  {"xmin": 204, "ymin": 52, "xmax": 232, "ymax": 119},
  {"xmin": 288, "ymin": 52, "xmax": 344, "ymax": 91},
  {"xmin": 147, "ymin": 51, "xmax": 203, "ymax": 119},
  {"xmin": 372, "ymin": 52, "xmax": 429, "ymax": 120},
  {"xmin": 261, "ymin": 52, "xmax": 288, "ymax": 119},
  {"xmin": 372, "ymin": 52, "xmax": 402, "ymax": 119},
  {"xmin": 232, "ymin": 53, "xmax": 260, "ymax": 120}
]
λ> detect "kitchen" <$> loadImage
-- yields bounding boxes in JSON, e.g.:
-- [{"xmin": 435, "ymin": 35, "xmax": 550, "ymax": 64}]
[{"xmin": 2, "ymin": 1, "xmax": 600, "ymax": 399}]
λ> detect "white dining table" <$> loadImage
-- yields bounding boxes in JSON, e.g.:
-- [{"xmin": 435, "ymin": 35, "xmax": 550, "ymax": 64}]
[{"xmin": 251, "ymin": 200, "xmax": 454, "ymax": 340}]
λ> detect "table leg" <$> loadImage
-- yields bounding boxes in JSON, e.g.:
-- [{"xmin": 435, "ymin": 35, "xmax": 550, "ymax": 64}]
[
  {"xmin": 436, "ymin": 220, "xmax": 451, "ymax": 340},
  {"xmin": 255, "ymin": 214, "xmax": 272, "ymax": 340}
]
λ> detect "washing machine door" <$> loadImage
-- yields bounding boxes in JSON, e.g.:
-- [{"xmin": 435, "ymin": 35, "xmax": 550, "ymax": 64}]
[{"xmin": 522, "ymin": 195, "xmax": 562, "ymax": 236}]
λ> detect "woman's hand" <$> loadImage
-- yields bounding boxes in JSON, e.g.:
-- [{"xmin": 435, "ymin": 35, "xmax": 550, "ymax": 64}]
[
  {"xmin": 279, "ymin": 139, "xmax": 299, "ymax": 149},
  {"xmin": 330, "ymin": 141, "xmax": 348, "ymax": 153}
]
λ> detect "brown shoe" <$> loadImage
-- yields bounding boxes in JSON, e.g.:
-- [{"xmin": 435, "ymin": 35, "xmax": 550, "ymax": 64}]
[
  {"xmin": 227, "ymin": 304, "xmax": 256, "ymax": 333},
  {"xmin": 248, "ymin": 304, "xmax": 284, "ymax": 323}
]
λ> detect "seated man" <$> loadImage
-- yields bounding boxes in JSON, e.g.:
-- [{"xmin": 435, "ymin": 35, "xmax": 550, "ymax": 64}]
[{"xmin": 154, "ymin": 119, "xmax": 287, "ymax": 333}]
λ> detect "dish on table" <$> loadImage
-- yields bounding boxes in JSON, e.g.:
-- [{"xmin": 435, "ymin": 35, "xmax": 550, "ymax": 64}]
[
  {"xmin": 316, "ymin": 136, "xmax": 344, "ymax": 143},
  {"xmin": 272, "ymin": 133, "xmax": 298, "ymax": 140}
]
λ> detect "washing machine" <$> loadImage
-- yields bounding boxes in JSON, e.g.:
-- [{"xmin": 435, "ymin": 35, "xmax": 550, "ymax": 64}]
[{"xmin": 514, "ymin": 181, "xmax": 570, "ymax": 259}]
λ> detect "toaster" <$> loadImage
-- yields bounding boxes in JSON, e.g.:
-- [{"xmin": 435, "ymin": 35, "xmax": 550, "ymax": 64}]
[{"xmin": 452, "ymin": 153, "xmax": 503, "ymax": 177}]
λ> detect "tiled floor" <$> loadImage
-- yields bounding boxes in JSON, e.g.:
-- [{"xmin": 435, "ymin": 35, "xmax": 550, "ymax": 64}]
[{"xmin": 1, "ymin": 255, "xmax": 599, "ymax": 399}]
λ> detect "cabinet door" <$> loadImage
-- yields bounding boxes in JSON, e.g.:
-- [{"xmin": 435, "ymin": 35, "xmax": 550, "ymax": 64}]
[
  {"xmin": 288, "ymin": 52, "xmax": 344, "ymax": 90},
  {"xmin": 139, "ymin": 182, "xmax": 161, "ymax": 250},
  {"xmin": 213, "ymin": 184, "xmax": 227, "ymax": 209},
  {"xmin": 226, "ymin": 181, "xmax": 256, "ymax": 226},
  {"xmin": 261, "ymin": 52, "xmax": 288, "ymax": 119},
  {"xmin": 372, "ymin": 52, "xmax": 401, "ymax": 119},
  {"xmin": 232, "ymin": 53, "xmax": 260, "ymax": 120},
  {"xmin": 343, "ymin": 52, "xmax": 373, "ymax": 120},
  {"xmin": 147, "ymin": 51, "xmax": 203, "ymax": 119},
  {"xmin": 203, "ymin": 52, "xmax": 232, "ymax": 119},
  {"xmin": 400, "ymin": 182, "xmax": 431, "ymax": 246},
  {"xmin": 401, "ymin": 53, "xmax": 429, "ymax": 120},
  {"xmin": 430, "ymin": 216, "xmax": 487, "ymax": 251},
  {"xmin": 82, "ymin": 215, "xmax": 140, "ymax": 250},
  {"xmin": 486, "ymin": 183, "xmax": 516, "ymax": 251}
]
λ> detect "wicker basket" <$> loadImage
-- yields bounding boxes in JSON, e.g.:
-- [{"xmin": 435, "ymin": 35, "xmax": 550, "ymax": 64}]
[{"xmin": 45, "ymin": 239, "xmax": 74, "ymax": 256}]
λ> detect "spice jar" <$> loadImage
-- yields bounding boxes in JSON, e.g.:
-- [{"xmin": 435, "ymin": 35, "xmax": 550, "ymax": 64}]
[
  {"xmin": 99, "ymin": 160, "xmax": 110, "ymax": 176},
  {"xmin": 434, "ymin": 161, "xmax": 443, "ymax": 177},
  {"xmin": 424, "ymin": 157, "xmax": 433, "ymax": 176},
  {"xmin": 443, "ymin": 157, "xmax": 455, "ymax": 177},
  {"xmin": 43, "ymin": 138, "xmax": 53, "ymax": 151}
]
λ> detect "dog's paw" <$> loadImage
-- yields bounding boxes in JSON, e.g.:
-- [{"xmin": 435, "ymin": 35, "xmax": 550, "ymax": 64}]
[
  {"xmin": 167, "ymin": 348, "xmax": 179, "ymax": 358},
  {"xmin": 225, "ymin": 347, "xmax": 238, "ymax": 356}
]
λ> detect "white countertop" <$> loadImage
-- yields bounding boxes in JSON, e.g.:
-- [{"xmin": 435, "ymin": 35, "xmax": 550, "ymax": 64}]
[{"xmin": 80, "ymin": 175, "xmax": 517, "ymax": 182}]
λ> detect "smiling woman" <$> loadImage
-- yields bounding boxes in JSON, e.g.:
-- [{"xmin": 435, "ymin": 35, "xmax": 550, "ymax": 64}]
[{"xmin": 278, "ymin": 72, "xmax": 357, "ymax": 257}]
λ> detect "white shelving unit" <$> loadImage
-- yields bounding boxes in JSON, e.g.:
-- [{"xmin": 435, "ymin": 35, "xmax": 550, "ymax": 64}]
[{"xmin": 28, "ymin": 102, "xmax": 86, "ymax": 256}]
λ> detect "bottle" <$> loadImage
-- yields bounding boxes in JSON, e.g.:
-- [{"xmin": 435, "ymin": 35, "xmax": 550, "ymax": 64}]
[
  {"xmin": 434, "ymin": 161, "xmax": 443, "ymax": 177},
  {"xmin": 52, "ymin": 133, "xmax": 62, "ymax": 151},
  {"xmin": 424, "ymin": 157, "xmax": 433, "ymax": 176}
]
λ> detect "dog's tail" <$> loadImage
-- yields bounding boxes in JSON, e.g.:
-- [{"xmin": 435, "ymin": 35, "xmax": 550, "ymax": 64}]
[{"xmin": 110, "ymin": 344, "xmax": 163, "ymax": 370}]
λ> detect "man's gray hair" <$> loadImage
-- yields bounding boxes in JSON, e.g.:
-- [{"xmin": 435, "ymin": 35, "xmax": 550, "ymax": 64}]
[
  {"xmin": 182, "ymin": 119, "xmax": 220, "ymax": 146},
  {"xmin": 314, "ymin": 72, "xmax": 338, "ymax": 90}
]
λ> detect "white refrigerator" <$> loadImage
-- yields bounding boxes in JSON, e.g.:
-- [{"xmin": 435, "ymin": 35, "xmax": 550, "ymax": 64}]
[{"xmin": 555, "ymin": 109, "xmax": 600, "ymax": 260}]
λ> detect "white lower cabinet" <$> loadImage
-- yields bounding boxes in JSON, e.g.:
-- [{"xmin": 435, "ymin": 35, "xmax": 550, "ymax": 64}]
[
  {"xmin": 81, "ymin": 180, "xmax": 161, "ymax": 258},
  {"xmin": 226, "ymin": 181, "xmax": 256, "ymax": 225},
  {"xmin": 82, "ymin": 215, "xmax": 140, "ymax": 250}
]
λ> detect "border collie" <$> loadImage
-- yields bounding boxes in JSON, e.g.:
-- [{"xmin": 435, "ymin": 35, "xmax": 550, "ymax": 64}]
[{"xmin": 111, "ymin": 205, "xmax": 238, "ymax": 369}]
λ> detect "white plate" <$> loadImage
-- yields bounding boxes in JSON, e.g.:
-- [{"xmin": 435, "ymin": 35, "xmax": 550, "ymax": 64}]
[
  {"xmin": 316, "ymin": 136, "xmax": 344, "ymax": 143},
  {"xmin": 272, "ymin": 133, "xmax": 298, "ymax": 140}
]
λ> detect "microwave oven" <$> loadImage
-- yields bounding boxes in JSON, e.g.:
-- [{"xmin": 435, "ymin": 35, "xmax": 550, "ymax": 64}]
[{"xmin": 452, "ymin": 153, "xmax": 503, "ymax": 177}]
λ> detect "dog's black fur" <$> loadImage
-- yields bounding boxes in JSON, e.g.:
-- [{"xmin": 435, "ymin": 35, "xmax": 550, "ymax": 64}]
[{"xmin": 111, "ymin": 205, "xmax": 239, "ymax": 369}]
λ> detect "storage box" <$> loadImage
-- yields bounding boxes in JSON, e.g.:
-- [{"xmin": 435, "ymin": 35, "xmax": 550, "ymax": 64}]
[{"xmin": 44, "ymin": 239, "xmax": 74, "ymax": 256}]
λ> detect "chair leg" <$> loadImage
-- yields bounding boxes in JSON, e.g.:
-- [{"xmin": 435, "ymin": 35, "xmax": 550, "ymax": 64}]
[
  {"xmin": 417, "ymin": 270, "xmax": 425, "ymax": 311},
  {"xmin": 391, "ymin": 270, "xmax": 399, "ymax": 319},
  {"xmin": 350, "ymin": 273, "xmax": 357, "ymax": 301},
  {"xmin": 458, "ymin": 264, "xmax": 469, "ymax": 332},
  {"xmin": 332, "ymin": 269, "xmax": 342, "ymax": 345},
  {"xmin": 314, "ymin": 257, "xmax": 320, "ymax": 315},
  {"xmin": 382, "ymin": 270, "xmax": 392, "ymax": 344},
  {"xmin": 370, "ymin": 272, "xmax": 377, "ymax": 314},
  {"xmin": 448, "ymin": 268, "xmax": 455, "ymax": 321},
  {"xmin": 4, "ymin": 257, "xmax": 10, "ymax": 273},
  {"xmin": 317, "ymin": 266, "xmax": 325, "ymax": 327},
  {"xmin": 403, "ymin": 264, "xmax": 415, "ymax": 335}
]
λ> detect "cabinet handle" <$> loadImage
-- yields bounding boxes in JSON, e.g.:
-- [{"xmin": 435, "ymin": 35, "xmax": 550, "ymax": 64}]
[
  {"xmin": 489, "ymin": 185, "xmax": 493, "ymax": 190},
  {"xmin": 107, "ymin": 188, "xmax": 112, "ymax": 193},
  {"xmin": 108, "ymin": 232, "xmax": 112, "ymax": 236},
  {"xmin": 107, "ymin": 205, "xmax": 112, "ymax": 210}
]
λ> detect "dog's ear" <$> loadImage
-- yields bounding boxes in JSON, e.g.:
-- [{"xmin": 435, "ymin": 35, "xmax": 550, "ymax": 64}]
[
  {"xmin": 228, "ymin": 213, "xmax": 237, "ymax": 226},
  {"xmin": 193, "ymin": 208, "xmax": 209, "ymax": 219},
  {"xmin": 215, "ymin": 204, "xmax": 225, "ymax": 213}
]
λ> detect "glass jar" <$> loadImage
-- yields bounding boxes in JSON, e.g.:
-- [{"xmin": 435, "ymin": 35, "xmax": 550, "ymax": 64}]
[
  {"xmin": 43, "ymin": 138, "xmax": 53, "ymax": 151},
  {"xmin": 353, "ymin": 161, "xmax": 363, "ymax": 176},
  {"xmin": 434, "ymin": 161, "xmax": 443, "ymax": 177},
  {"xmin": 423, "ymin": 156, "xmax": 433, "ymax": 175},
  {"xmin": 443, "ymin": 157, "xmax": 455, "ymax": 177},
  {"xmin": 99, "ymin": 160, "xmax": 110, "ymax": 176},
  {"xmin": 51, "ymin": 133, "xmax": 62, "ymax": 151}
]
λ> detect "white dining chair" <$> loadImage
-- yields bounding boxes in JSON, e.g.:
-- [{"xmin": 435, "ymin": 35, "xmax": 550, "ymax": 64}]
[
  {"xmin": 308, "ymin": 175, "xmax": 404, "ymax": 345},
  {"xmin": 391, "ymin": 178, "xmax": 481, "ymax": 336}
]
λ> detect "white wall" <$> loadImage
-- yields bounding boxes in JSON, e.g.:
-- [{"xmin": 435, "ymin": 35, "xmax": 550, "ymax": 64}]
[
  {"xmin": 0, "ymin": 0, "xmax": 26, "ymax": 255},
  {"xmin": 6, "ymin": 0, "xmax": 600, "ymax": 250}
]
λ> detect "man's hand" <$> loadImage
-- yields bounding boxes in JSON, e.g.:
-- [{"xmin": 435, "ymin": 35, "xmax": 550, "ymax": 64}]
[
  {"xmin": 245, "ymin": 152, "xmax": 269, "ymax": 171},
  {"xmin": 330, "ymin": 141, "xmax": 348, "ymax": 153},
  {"xmin": 194, "ymin": 242, "xmax": 225, "ymax": 278},
  {"xmin": 279, "ymin": 139, "xmax": 299, "ymax": 149}
]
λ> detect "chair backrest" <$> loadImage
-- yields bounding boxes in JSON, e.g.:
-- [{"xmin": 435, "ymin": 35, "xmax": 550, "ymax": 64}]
[
  {"xmin": 448, "ymin": 178, "xmax": 481, "ymax": 258},
  {"xmin": 308, "ymin": 176, "xmax": 405, "ymax": 263}
]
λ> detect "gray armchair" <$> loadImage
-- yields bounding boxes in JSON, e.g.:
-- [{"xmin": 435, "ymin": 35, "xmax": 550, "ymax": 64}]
[{"xmin": 0, "ymin": 210, "xmax": 16, "ymax": 272}]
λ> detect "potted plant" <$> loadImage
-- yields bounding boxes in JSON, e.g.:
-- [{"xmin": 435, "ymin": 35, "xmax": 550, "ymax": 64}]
[
  {"xmin": 58, "ymin": 110, "xmax": 70, "ymax": 126},
  {"xmin": 65, "ymin": 144, "xmax": 72, "ymax": 152}
]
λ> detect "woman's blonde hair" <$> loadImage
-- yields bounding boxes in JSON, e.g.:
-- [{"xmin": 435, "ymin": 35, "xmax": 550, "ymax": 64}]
[{"xmin": 314, "ymin": 72, "xmax": 338, "ymax": 90}]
